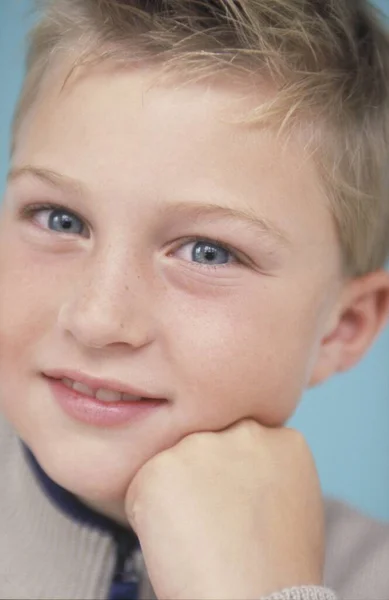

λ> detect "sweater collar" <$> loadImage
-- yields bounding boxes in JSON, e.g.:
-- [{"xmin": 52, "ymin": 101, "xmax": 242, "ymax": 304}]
[{"xmin": 23, "ymin": 444, "xmax": 137, "ymax": 545}]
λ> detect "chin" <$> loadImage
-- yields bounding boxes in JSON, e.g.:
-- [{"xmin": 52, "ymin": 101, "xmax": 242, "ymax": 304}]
[{"xmin": 31, "ymin": 435, "xmax": 137, "ymax": 505}]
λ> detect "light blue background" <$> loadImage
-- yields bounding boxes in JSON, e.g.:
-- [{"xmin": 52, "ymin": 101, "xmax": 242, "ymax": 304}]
[{"xmin": 1, "ymin": 0, "xmax": 389, "ymax": 521}]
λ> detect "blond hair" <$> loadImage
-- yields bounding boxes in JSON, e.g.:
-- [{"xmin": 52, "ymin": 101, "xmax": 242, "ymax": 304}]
[{"xmin": 12, "ymin": 0, "xmax": 389, "ymax": 276}]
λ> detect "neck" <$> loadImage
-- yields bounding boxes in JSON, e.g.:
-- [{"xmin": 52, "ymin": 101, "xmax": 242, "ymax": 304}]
[{"xmin": 78, "ymin": 495, "xmax": 129, "ymax": 528}]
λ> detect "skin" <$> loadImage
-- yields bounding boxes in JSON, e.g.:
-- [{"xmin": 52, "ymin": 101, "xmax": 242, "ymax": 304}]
[{"xmin": 0, "ymin": 59, "xmax": 389, "ymax": 596}]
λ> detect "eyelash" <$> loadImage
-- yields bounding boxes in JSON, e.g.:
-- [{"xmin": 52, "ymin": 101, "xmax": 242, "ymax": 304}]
[
  {"xmin": 20, "ymin": 202, "xmax": 88, "ymax": 234},
  {"xmin": 19, "ymin": 202, "xmax": 244, "ymax": 269},
  {"xmin": 170, "ymin": 236, "xmax": 241, "ymax": 271}
]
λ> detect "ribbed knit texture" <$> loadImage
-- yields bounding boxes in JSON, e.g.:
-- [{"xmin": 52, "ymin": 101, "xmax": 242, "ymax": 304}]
[
  {"xmin": 0, "ymin": 418, "xmax": 115, "ymax": 600},
  {"xmin": 1, "ymin": 411, "xmax": 389, "ymax": 600},
  {"xmin": 264, "ymin": 586, "xmax": 337, "ymax": 600}
]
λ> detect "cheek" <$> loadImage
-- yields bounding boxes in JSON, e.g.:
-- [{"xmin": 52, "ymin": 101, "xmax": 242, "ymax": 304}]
[
  {"xmin": 0, "ymin": 236, "xmax": 61, "ymax": 413},
  {"xmin": 0, "ymin": 247, "xmax": 49, "ymax": 353},
  {"xmin": 165, "ymin": 286, "xmax": 320, "ymax": 427}
]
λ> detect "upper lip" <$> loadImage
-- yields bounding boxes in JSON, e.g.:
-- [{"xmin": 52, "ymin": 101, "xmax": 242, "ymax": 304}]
[{"xmin": 43, "ymin": 368, "xmax": 165, "ymax": 400}]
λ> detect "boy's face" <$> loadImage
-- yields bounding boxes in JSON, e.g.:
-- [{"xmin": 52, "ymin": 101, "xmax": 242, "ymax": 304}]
[{"xmin": 0, "ymin": 63, "xmax": 343, "ymax": 511}]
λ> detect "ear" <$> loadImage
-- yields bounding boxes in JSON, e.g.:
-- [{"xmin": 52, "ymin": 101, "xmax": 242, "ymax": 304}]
[{"xmin": 309, "ymin": 269, "xmax": 389, "ymax": 387}]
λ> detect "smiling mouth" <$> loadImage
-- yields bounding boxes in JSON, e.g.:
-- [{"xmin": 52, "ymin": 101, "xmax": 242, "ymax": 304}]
[
  {"xmin": 45, "ymin": 373, "xmax": 167, "ymax": 427},
  {"xmin": 58, "ymin": 377, "xmax": 147, "ymax": 403},
  {"xmin": 43, "ymin": 370, "xmax": 167, "ymax": 405}
]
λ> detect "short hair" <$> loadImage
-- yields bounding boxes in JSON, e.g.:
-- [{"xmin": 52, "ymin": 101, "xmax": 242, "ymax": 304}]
[{"xmin": 11, "ymin": 0, "xmax": 389, "ymax": 276}]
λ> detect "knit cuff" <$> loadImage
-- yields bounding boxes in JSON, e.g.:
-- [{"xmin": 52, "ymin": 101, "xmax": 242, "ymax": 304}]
[{"xmin": 262, "ymin": 586, "xmax": 337, "ymax": 600}]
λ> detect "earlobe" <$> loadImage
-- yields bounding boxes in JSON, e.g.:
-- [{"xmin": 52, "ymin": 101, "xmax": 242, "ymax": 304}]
[
  {"xmin": 308, "ymin": 338, "xmax": 342, "ymax": 388},
  {"xmin": 308, "ymin": 270, "xmax": 389, "ymax": 388}
]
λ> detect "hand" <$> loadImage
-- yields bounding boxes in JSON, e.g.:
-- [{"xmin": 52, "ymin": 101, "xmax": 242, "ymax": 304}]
[{"xmin": 125, "ymin": 420, "xmax": 324, "ymax": 600}]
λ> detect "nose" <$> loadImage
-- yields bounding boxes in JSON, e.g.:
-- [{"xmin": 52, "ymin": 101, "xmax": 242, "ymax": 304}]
[{"xmin": 57, "ymin": 250, "xmax": 156, "ymax": 350}]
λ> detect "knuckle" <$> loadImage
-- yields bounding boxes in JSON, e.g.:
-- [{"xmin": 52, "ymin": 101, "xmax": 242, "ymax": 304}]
[
  {"xmin": 285, "ymin": 427, "xmax": 309, "ymax": 451},
  {"xmin": 285, "ymin": 428, "xmax": 317, "ymax": 470},
  {"xmin": 235, "ymin": 418, "xmax": 262, "ymax": 442},
  {"xmin": 178, "ymin": 430, "xmax": 212, "ymax": 455},
  {"xmin": 137, "ymin": 449, "xmax": 177, "ymax": 490},
  {"xmin": 151, "ymin": 447, "xmax": 179, "ymax": 473}
]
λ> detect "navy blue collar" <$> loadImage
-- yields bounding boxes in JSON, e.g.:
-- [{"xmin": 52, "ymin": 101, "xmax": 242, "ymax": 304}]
[{"xmin": 23, "ymin": 444, "xmax": 138, "ymax": 547}]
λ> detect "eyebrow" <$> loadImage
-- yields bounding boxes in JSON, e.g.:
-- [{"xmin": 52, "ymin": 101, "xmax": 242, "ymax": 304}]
[
  {"xmin": 164, "ymin": 201, "xmax": 290, "ymax": 247},
  {"xmin": 7, "ymin": 165, "xmax": 85, "ymax": 197},
  {"xmin": 8, "ymin": 165, "xmax": 290, "ymax": 247}
]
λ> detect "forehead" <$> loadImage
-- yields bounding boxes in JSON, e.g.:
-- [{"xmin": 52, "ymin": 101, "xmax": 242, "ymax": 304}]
[{"xmin": 13, "ymin": 59, "xmax": 337, "ymax": 253}]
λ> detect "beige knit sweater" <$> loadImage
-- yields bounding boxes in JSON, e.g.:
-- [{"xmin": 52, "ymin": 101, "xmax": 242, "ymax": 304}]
[{"xmin": 1, "ymin": 412, "xmax": 388, "ymax": 600}]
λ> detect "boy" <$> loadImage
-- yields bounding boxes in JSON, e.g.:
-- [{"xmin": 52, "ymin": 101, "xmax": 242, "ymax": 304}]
[{"xmin": 0, "ymin": 0, "xmax": 389, "ymax": 598}]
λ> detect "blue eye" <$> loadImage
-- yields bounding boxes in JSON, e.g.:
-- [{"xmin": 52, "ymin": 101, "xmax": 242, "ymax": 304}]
[
  {"xmin": 174, "ymin": 238, "xmax": 236, "ymax": 268},
  {"xmin": 192, "ymin": 241, "xmax": 231, "ymax": 265},
  {"xmin": 22, "ymin": 204, "xmax": 87, "ymax": 236},
  {"xmin": 48, "ymin": 209, "xmax": 85, "ymax": 235}
]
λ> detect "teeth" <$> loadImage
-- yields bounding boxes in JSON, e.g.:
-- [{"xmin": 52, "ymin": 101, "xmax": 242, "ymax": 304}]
[
  {"xmin": 72, "ymin": 381, "xmax": 95, "ymax": 397},
  {"xmin": 122, "ymin": 393, "xmax": 142, "ymax": 402},
  {"xmin": 60, "ymin": 378, "xmax": 143, "ymax": 403},
  {"xmin": 96, "ymin": 388, "xmax": 123, "ymax": 403},
  {"xmin": 62, "ymin": 377, "xmax": 75, "ymax": 390}
]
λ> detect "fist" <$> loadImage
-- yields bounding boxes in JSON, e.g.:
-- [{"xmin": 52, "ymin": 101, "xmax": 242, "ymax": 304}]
[{"xmin": 125, "ymin": 420, "xmax": 324, "ymax": 600}]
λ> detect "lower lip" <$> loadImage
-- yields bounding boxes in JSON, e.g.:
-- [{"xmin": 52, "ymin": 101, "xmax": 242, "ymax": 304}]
[{"xmin": 47, "ymin": 377, "xmax": 165, "ymax": 427}]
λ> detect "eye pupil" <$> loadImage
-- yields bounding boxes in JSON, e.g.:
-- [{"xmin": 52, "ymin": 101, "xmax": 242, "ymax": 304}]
[
  {"xmin": 49, "ymin": 210, "xmax": 83, "ymax": 234},
  {"xmin": 193, "ymin": 242, "xmax": 229, "ymax": 265},
  {"xmin": 204, "ymin": 247, "xmax": 217, "ymax": 261},
  {"xmin": 60, "ymin": 216, "xmax": 72, "ymax": 229}
]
